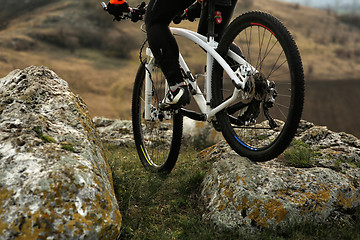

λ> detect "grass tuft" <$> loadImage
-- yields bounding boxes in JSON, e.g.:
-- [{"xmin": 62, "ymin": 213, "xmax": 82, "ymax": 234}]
[{"xmin": 283, "ymin": 139, "xmax": 315, "ymax": 168}]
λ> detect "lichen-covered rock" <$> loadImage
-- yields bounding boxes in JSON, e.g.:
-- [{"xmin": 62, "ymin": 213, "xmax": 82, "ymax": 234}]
[
  {"xmin": 93, "ymin": 117, "xmax": 133, "ymax": 147},
  {"xmin": 0, "ymin": 66, "xmax": 121, "ymax": 239},
  {"xmin": 182, "ymin": 117, "xmax": 223, "ymax": 148},
  {"xmin": 296, "ymin": 121, "xmax": 360, "ymax": 173},
  {"xmin": 200, "ymin": 122, "xmax": 360, "ymax": 232}
]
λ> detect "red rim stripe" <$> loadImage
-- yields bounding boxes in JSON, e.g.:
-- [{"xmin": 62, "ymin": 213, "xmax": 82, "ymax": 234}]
[{"xmin": 251, "ymin": 23, "xmax": 276, "ymax": 36}]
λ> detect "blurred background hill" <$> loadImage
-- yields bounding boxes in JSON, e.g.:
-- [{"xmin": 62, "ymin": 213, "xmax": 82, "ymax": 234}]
[{"xmin": 0, "ymin": 0, "xmax": 359, "ymax": 137}]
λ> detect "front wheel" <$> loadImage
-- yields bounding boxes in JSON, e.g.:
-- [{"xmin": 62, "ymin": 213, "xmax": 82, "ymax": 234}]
[
  {"xmin": 212, "ymin": 11, "xmax": 304, "ymax": 162},
  {"xmin": 132, "ymin": 61, "xmax": 183, "ymax": 173}
]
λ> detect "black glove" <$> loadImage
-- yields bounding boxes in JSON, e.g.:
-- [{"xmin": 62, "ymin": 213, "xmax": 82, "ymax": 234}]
[
  {"xmin": 107, "ymin": 1, "xmax": 130, "ymax": 21},
  {"xmin": 131, "ymin": 2, "xmax": 146, "ymax": 22}
]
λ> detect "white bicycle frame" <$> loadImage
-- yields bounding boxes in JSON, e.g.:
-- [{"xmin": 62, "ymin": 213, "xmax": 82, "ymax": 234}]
[{"xmin": 144, "ymin": 27, "xmax": 256, "ymax": 121}]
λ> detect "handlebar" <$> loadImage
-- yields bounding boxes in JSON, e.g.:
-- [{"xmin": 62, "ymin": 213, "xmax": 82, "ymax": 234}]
[
  {"xmin": 101, "ymin": 1, "xmax": 146, "ymax": 22},
  {"xmin": 101, "ymin": 2, "xmax": 107, "ymax": 10}
]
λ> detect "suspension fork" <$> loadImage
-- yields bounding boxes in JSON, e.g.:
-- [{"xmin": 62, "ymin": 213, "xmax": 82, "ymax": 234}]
[{"xmin": 144, "ymin": 48, "xmax": 155, "ymax": 121}]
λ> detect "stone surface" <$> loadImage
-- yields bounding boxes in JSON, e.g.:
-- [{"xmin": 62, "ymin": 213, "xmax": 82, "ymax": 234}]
[
  {"xmin": 199, "ymin": 121, "xmax": 360, "ymax": 231},
  {"xmin": 0, "ymin": 66, "xmax": 121, "ymax": 239},
  {"xmin": 93, "ymin": 116, "xmax": 223, "ymax": 148},
  {"xmin": 93, "ymin": 115, "xmax": 360, "ymax": 232},
  {"xmin": 93, "ymin": 117, "xmax": 133, "ymax": 147},
  {"xmin": 92, "ymin": 116, "xmax": 360, "ymax": 233},
  {"xmin": 182, "ymin": 117, "xmax": 223, "ymax": 148}
]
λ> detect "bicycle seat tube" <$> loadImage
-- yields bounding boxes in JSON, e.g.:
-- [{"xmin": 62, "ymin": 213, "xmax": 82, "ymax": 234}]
[
  {"xmin": 203, "ymin": 0, "xmax": 216, "ymax": 40},
  {"xmin": 202, "ymin": 0, "xmax": 217, "ymax": 106}
]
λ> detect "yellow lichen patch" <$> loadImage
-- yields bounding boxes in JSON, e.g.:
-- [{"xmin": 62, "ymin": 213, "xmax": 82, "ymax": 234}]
[
  {"xmin": 237, "ymin": 176, "xmax": 247, "ymax": 186},
  {"xmin": 298, "ymin": 189, "xmax": 330, "ymax": 214},
  {"xmin": 235, "ymin": 196, "xmax": 249, "ymax": 212},
  {"xmin": 263, "ymin": 199, "xmax": 288, "ymax": 224},
  {"xmin": 336, "ymin": 185, "xmax": 358, "ymax": 209},
  {"xmin": 14, "ymin": 211, "xmax": 43, "ymax": 240},
  {"xmin": 216, "ymin": 181, "xmax": 237, "ymax": 211},
  {"xmin": 276, "ymin": 183, "xmax": 332, "ymax": 215},
  {"xmin": 235, "ymin": 197, "xmax": 288, "ymax": 228},
  {"xmin": 315, "ymin": 189, "xmax": 331, "ymax": 203},
  {"xmin": 276, "ymin": 189, "xmax": 307, "ymax": 206},
  {"xmin": 0, "ymin": 188, "xmax": 13, "ymax": 206},
  {"xmin": 223, "ymin": 186, "xmax": 235, "ymax": 199},
  {"xmin": 247, "ymin": 199, "xmax": 265, "ymax": 227},
  {"xmin": 216, "ymin": 183, "xmax": 288, "ymax": 228},
  {"xmin": 0, "ymin": 188, "xmax": 14, "ymax": 232},
  {"xmin": 218, "ymin": 203, "xmax": 227, "ymax": 211},
  {"xmin": 66, "ymin": 212, "xmax": 93, "ymax": 234}
]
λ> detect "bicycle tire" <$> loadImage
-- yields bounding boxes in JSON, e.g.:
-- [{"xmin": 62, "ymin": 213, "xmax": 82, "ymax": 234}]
[
  {"xmin": 212, "ymin": 11, "xmax": 304, "ymax": 162},
  {"xmin": 132, "ymin": 62, "xmax": 183, "ymax": 173}
]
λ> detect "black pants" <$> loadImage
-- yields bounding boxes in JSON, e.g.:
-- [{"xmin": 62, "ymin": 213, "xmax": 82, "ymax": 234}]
[{"xmin": 145, "ymin": 0, "xmax": 237, "ymax": 86}]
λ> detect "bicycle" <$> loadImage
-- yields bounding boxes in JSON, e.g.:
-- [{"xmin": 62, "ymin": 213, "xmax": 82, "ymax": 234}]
[{"xmin": 101, "ymin": 0, "xmax": 304, "ymax": 173}]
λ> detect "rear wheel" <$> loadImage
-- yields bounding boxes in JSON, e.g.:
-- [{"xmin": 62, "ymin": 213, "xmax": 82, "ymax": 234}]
[
  {"xmin": 212, "ymin": 11, "xmax": 304, "ymax": 161},
  {"xmin": 132, "ymin": 60, "xmax": 183, "ymax": 173}
]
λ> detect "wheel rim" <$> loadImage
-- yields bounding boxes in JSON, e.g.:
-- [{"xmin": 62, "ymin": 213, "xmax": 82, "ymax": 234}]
[{"xmin": 136, "ymin": 64, "xmax": 178, "ymax": 168}]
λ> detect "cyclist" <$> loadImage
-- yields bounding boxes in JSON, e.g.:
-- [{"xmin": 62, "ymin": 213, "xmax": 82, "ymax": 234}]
[{"xmin": 106, "ymin": 0, "xmax": 238, "ymax": 109}]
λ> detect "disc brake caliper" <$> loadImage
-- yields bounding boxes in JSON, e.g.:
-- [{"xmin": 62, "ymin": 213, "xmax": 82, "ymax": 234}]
[{"xmin": 253, "ymin": 73, "xmax": 278, "ymax": 128}]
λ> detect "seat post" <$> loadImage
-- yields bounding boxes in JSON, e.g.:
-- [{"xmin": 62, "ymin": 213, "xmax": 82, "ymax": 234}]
[
  {"xmin": 202, "ymin": 0, "xmax": 217, "ymax": 105},
  {"xmin": 203, "ymin": 0, "xmax": 216, "ymax": 40}
]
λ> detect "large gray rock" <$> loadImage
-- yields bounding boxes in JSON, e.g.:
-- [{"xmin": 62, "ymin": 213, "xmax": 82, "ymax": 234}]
[
  {"xmin": 200, "ymin": 122, "xmax": 360, "ymax": 231},
  {"xmin": 0, "ymin": 66, "xmax": 121, "ymax": 239}
]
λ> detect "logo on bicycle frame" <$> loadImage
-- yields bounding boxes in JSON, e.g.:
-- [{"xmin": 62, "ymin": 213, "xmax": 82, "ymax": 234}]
[{"xmin": 215, "ymin": 11, "xmax": 222, "ymax": 24}]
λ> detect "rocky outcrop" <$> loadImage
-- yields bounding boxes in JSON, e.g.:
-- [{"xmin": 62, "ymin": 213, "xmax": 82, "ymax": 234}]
[
  {"xmin": 0, "ymin": 66, "xmax": 121, "ymax": 239},
  {"xmin": 93, "ymin": 115, "xmax": 360, "ymax": 232},
  {"xmin": 200, "ymin": 121, "xmax": 360, "ymax": 231},
  {"xmin": 93, "ymin": 117, "xmax": 223, "ymax": 148}
]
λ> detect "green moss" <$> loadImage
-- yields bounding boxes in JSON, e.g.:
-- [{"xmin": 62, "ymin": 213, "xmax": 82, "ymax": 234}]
[
  {"xmin": 42, "ymin": 135, "xmax": 57, "ymax": 143},
  {"xmin": 61, "ymin": 142, "xmax": 75, "ymax": 152},
  {"xmin": 32, "ymin": 126, "xmax": 57, "ymax": 143},
  {"xmin": 332, "ymin": 159, "xmax": 343, "ymax": 172},
  {"xmin": 32, "ymin": 126, "xmax": 43, "ymax": 137},
  {"xmin": 284, "ymin": 139, "xmax": 315, "ymax": 168}
]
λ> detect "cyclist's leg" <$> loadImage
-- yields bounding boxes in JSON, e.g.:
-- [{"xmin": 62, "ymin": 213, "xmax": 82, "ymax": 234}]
[{"xmin": 145, "ymin": 0, "xmax": 194, "ymax": 86}]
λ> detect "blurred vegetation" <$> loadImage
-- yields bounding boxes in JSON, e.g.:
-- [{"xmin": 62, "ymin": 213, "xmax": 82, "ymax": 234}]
[
  {"xmin": 0, "ymin": 0, "xmax": 141, "ymax": 59},
  {"xmin": 338, "ymin": 14, "xmax": 360, "ymax": 29},
  {"xmin": 0, "ymin": 0, "xmax": 58, "ymax": 29}
]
